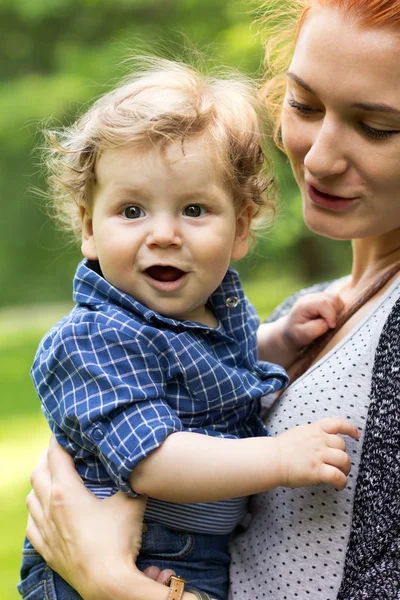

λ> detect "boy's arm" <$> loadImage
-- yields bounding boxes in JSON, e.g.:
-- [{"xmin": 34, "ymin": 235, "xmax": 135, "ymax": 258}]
[
  {"xmin": 38, "ymin": 320, "xmax": 356, "ymax": 506},
  {"xmin": 130, "ymin": 432, "xmax": 282, "ymax": 501},
  {"xmin": 257, "ymin": 292, "xmax": 344, "ymax": 368},
  {"xmin": 130, "ymin": 418, "xmax": 360, "ymax": 502}
]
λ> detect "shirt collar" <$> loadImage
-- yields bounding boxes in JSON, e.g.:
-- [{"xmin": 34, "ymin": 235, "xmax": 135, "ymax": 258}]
[{"xmin": 73, "ymin": 259, "xmax": 246, "ymax": 332}]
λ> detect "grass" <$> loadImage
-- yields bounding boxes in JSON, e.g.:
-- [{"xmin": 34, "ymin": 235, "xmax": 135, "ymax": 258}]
[
  {"xmin": 0, "ymin": 276, "xmax": 300, "ymax": 600},
  {"xmin": 1, "ymin": 416, "xmax": 50, "ymax": 600},
  {"xmin": 0, "ymin": 329, "xmax": 52, "ymax": 600}
]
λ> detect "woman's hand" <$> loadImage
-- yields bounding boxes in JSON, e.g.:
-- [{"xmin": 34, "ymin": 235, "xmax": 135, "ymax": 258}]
[
  {"xmin": 26, "ymin": 438, "xmax": 213, "ymax": 599},
  {"xmin": 26, "ymin": 437, "xmax": 150, "ymax": 598}
]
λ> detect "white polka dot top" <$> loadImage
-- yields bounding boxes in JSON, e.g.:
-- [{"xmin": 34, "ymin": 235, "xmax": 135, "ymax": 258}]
[{"xmin": 229, "ymin": 276, "xmax": 400, "ymax": 600}]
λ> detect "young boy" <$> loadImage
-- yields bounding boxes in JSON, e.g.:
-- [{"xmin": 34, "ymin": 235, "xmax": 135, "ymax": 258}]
[{"xmin": 19, "ymin": 59, "xmax": 357, "ymax": 600}]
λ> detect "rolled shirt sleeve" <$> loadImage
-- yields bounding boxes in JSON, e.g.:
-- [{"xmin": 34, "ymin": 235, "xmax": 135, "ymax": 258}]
[{"xmin": 32, "ymin": 320, "xmax": 184, "ymax": 494}]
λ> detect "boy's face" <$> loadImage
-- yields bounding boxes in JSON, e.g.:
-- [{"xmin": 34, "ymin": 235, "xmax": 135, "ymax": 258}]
[{"xmin": 81, "ymin": 138, "xmax": 252, "ymax": 324}]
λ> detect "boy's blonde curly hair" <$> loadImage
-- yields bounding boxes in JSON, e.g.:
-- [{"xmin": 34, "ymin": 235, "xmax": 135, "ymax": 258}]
[{"xmin": 44, "ymin": 57, "xmax": 276, "ymax": 241}]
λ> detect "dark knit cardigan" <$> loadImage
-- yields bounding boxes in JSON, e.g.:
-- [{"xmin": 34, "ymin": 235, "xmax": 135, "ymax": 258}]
[{"xmin": 268, "ymin": 285, "xmax": 400, "ymax": 600}]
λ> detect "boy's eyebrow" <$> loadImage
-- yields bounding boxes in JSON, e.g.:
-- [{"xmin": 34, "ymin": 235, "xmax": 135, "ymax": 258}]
[
  {"xmin": 112, "ymin": 185, "xmax": 145, "ymax": 196},
  {"xmin": 181, "ymin": 189, "xmax": 221, "ymax": 202},
  {"xmin": 286, "ymin": 72, "xmax": 314, "ymax": 94}
]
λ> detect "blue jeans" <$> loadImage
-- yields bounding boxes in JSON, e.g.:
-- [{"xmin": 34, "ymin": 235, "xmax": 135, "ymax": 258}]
[
  {"xmin": 17, "ymin": 537, "xmax": 82, "ymax": 600},
  {"xmin": 18, "ymin": 524, "xmax": 231, "ymax": 600}
]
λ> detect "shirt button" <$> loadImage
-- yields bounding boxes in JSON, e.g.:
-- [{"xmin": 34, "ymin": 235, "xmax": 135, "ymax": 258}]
[
  {"xmin": 225, "ymin": 296, "xmax": 240, "ymax": 308},
  {"xmin": 92, "ymin": 426, "xmax": 104, "ymax": 441}
]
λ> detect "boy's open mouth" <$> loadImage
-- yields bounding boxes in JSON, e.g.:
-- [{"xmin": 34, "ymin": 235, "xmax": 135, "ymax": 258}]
[{"xmin": 145, "ymin": 266, "xmax": 186, "ymax": 282}]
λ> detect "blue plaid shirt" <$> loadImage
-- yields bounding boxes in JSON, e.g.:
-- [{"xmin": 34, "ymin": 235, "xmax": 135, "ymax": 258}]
[{"xmin": 32, "ymin": 260, "xmax": 288, "ymax": 533}]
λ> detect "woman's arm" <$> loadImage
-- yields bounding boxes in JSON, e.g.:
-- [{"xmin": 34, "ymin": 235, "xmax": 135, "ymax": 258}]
[
  {"xmin": 26, "ymin": 439, "xmax": 195, "ymax": 600},
  {"xmin": 26, "ymin": 420, "xmax": 358, "ymax": 599}
]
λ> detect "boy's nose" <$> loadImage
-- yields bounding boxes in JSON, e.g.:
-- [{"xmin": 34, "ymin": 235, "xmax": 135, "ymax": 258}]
[{"xmin": 146, "ymin": 217, "xmax": 182, "ymax": 248}]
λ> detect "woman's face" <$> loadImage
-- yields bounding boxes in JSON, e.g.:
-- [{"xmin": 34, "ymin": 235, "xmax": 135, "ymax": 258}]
[{"xmin": 282, "ymin": 8, "xmax": 400, "ymax": 241}]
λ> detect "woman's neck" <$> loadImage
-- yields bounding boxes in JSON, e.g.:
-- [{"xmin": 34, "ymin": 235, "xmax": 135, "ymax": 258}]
[{"xmin": 349, "ymin": 229, "xmax": 400, "ymax": 290}]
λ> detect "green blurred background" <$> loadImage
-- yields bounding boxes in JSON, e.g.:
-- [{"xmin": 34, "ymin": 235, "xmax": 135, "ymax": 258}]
[{"xmin": 0, "ymin": 0, "xmax": 351, "ymax": 597}]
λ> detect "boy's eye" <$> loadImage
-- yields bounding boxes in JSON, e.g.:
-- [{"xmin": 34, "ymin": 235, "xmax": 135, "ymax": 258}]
[
  {"xmin": 123, "ymin": 206, "xmax": 144, "ymax": 219},
  {"xmin": 183, "ymin": 204, "xmax": 206, "ymax": 218}
]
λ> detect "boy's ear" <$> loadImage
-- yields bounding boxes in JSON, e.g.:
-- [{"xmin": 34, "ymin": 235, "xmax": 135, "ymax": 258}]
[
  {"xmin": 231, "ymin": 203, "xmax": 253, "ymax": 261},
  {"xmin": 80, "ymin": 206, "xmax": 98, "ymax": 261}
]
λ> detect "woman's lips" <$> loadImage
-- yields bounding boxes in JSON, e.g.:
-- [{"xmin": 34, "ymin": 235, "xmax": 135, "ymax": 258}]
[{"xmin": 306, "ymin": 184, "xmax": 358, "ymax": 211}]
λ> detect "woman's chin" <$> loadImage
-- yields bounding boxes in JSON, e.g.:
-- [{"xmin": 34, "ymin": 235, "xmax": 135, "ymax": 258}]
[{"xmin": 302, "ymin": 200, "xmax": 354, "ymax": 241}]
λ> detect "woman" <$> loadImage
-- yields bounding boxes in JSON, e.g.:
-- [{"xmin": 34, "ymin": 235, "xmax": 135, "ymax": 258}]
[{"xmin": 24, "ymin": 0, "xmax": 400, "ymax": 598}]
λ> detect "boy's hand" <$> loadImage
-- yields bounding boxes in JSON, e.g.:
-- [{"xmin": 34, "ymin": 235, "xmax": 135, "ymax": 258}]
[
  {"xmin": 282, "ymin": 292, "xmax": 344, "ymax": 351},
  {"xmin": 257, "ymin": 292, "xmax": 343, "ymax": 367},
  {"xmin": 275, "ymin": 417, "xmax": 360, "ymax": 491}
]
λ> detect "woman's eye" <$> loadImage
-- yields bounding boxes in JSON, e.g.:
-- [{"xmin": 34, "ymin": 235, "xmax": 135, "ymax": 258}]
[
  {"xmin": 183, "ymin": 204, "xmax": 206, "ymax": 218},
  {"xmin": 123, "ymin": 206, "xmax": 144, "ymax": 219},
  {"xmin": 359, "ymin": 121, "xmax": 400, "ymax": 141},
  {"xmin": 287, "ymin": 98, "xmax": 319, "ymax": 116}
]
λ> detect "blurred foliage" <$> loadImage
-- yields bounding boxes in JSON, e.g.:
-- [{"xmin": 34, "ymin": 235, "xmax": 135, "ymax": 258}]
[{"xmin": 0, "ymin": 0, "xmax": 351, "ymax": 309}]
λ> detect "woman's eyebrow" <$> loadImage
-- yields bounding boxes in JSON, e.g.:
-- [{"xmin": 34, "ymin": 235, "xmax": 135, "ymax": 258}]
[
  {"xmin": 351, "ymin": 102, "xmax": 400, "ymax": 115},
  {"xmin": 287, "ymin": 72, "xmax": 400, "ymax": 115},
  {"xmin": 286, "ymin": 71, "xmax": 314, "ymax": 93}
]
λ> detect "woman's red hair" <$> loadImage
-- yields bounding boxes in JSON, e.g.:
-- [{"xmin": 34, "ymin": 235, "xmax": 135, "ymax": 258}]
[{"xmin": 257, "ymin": 0, "xmax": 400, "ymax": 145}]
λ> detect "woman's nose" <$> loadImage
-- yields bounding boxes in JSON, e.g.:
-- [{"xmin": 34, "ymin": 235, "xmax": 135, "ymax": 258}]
[
  {"xmin": 304, "ymin": 118, "xmax": 349, "ymax": 179},
  {"xmin": 145, "ymin": 216, "xmax": 182, "ymax": 248}
]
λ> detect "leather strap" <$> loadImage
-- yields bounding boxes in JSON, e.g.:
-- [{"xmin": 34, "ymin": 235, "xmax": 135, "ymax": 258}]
[
  {"xmin": 186, "ymin": 589, "xmax": 212, "ymax": 600},
  {"xmin": 291, "ymin": 261, "xmax": 400, "ymax": 383},
  {"xmin": 164, "ymin": 575, "xmax": 186, "ymax": 600}
]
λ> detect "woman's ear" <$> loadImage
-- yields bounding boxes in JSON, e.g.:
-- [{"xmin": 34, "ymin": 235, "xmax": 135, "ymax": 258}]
[
  {"xmin": 231, "ymin": 203, "xmax": 254, "ymax": 261},
  {"xmin": 80, "ymin": 206, "xmax": 98, "ymax": 260}
]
